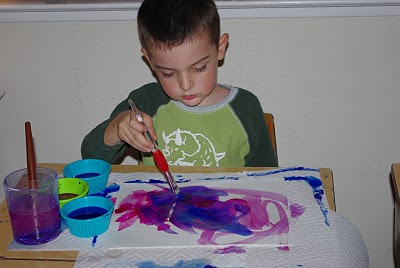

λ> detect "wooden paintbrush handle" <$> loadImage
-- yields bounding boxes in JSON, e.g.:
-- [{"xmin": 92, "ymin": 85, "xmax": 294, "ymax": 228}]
[{"xmin": 25, "ymin": 121, "xmax": 38, "ymax": 189}]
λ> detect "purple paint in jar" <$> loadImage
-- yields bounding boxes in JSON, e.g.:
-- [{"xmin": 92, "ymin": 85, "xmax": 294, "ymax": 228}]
[
  {"xmin": 4, "ymin": 167, "xmax": 61, "ymax": 245},
  {"xmin": 8, "ymin": 194, "xmax": 61, "ymax": 245}
]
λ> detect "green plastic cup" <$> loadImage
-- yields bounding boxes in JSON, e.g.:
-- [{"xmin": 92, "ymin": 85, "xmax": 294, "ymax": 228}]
[{"xmin": 58, "ymin": 178, "xmax": 89, "ymax": 209}]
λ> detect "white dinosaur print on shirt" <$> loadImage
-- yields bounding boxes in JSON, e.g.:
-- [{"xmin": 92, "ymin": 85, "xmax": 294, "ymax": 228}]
[{"xmin": 161, "ymin": 128, "xmax": 226, "ymax": 167}]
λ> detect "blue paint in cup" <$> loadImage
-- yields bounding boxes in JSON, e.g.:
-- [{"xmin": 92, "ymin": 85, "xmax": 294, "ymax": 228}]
[
  {"xmin": 75, "ymin": 172, "xmax": 101, "ymax": 179},
  {"xmin": 61, "ymin": 196, "xmax": 114, "ymax": 238},
  {"xmin": 67, "ymin": 206, "xmax": 108, "ymax": 220},
  {"xmin": 63, "ymin": 159, "xmax": 111, "ymax": 195}
]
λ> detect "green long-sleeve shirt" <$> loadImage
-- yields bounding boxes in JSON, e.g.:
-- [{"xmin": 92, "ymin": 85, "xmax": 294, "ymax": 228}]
[{"xmin": 81, "ymin": 83, "xmax": 278, "ymax": 167}]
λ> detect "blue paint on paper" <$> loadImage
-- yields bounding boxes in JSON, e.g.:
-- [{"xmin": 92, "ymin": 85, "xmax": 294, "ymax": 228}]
[
  {"xmin": 137, "ymin": 259, "xmax": 216, "ymax": 268},
  {"xmin": 213, "ymin": 246, "xmax": 246, "ymax": 254},
  {"xmin": 284, "ymin": 176, "xmax": 329, "ymax": 226},
  {"xmin": 124, "ymin": 178, "xmax": 190, "ymax": 184},
  {"xmin": 201, "ymin": 176, "xmax": 239, "ymax": 181},
  {"xmin": 125, "ymin": 179, "xmax": 166, "ymax": 184},
  {"xmin": 91, "ymin": 235, "xmax": 98, "ymax": 247},
  {"xmin": 115, "ymin": 185, "xmax": 291, "ymax": 245},
  {"xmin": 89, "ymin": 183, "xmax": 120, "ymax": 198},
  {"xmin": 247, "ymin": 166, "xmax": 319, "ymax": 177}
]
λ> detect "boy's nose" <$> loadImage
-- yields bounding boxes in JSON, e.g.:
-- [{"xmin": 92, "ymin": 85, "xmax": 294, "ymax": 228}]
[{"xmin": 178, "ymin": 74, "xmax": 194, "ymax": 91}]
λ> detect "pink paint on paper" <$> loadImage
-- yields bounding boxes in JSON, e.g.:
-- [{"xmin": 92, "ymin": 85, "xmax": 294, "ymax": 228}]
[{"xmin": 115, "ymin": 186, "xmax": 305, "ymax": 246}]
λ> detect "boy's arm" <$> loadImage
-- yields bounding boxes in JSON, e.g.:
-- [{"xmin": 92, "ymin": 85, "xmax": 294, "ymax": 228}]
[
  {"xmin": 81, "ymin": 119, "xmax": 131, "ymax": 164},
  {"xmin": 245, "ymin": 110, "xmax": 278, "ymax": 167},
  {"xmin": 81, "ymin": 83, "xmax": 168, "ymax": 164},
  {"xmin": 231, "ymin": 88, "xmax": 278, "ymax": 167},
  {"xmin": 81, "ymin": 98, "xmax": 132, "ymax": 164}
]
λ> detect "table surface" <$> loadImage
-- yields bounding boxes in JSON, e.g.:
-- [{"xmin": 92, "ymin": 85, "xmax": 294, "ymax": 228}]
[{"xmin": 0, "ymin": 164, "xmax": 335, "ymax": 268}]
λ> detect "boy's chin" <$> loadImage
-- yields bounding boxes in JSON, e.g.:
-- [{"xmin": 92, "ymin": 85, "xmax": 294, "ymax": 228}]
[{"xmin": 179, "ymin": 100, "xmax": 201, "ymax": 107}]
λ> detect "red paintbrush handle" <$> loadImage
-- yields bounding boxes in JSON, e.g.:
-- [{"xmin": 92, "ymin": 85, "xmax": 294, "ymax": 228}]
[{"xmin": 153, "ymin": 149, "xmax": 169, "ymax": 173}]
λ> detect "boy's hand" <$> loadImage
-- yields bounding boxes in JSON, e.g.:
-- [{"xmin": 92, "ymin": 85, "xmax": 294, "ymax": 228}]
[{"xmin": 104, "ymin": 110, "xmax": 157, "ymax": 152}]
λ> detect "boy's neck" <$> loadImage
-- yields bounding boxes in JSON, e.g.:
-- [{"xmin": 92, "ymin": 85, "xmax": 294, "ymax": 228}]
[
  {"xmin": 198, "ymin": 84, "xmax": 230, "ymax": 107},
  {"xmin": 173, "ymin": 84, "xmax": 237, "ymax": 111}
]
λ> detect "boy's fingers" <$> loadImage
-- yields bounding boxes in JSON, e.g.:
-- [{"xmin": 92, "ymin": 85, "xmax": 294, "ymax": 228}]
[
  {"xmin": 120, "ymin": 115, "xmax": 154, "ymax": 152},
  {"xmin": 127, "ymin": 113, "xmax": 146, "ymax": 133},
  {"xmin": 118, "ymin": 110, "xmax": 155, "ymax": 152},
  {"xmin": 141, "ymin": 113, "xmax": 157, "ymax": 142},
  {"xmin": 121, "ymin": 130, "xmax": 152, "ymax": 152}
]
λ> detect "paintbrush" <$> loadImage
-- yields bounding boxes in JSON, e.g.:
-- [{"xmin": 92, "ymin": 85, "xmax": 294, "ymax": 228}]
[
  {"xmin": 128, "ymin": 99, "xmax": 180, "ymax": 196},
  {"xmin": 25, "ymin": 121, "xmax": 38, "ymax": 189},
  {"xmin": 25, "ymin": 121, "xmax": 40, "ymax": 237}
]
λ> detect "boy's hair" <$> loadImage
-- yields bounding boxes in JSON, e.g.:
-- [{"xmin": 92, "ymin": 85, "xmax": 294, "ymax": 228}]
[{"xmin": 137, "ymin": 0, "xmax": 220, "ymax": 51}]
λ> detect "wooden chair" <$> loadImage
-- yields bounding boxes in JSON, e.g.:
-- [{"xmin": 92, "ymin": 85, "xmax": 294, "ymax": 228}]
[
  {"xmin": 264, "ymin": 113, "xmax": 277, "ymax": 158},
  {"xmin": 391, "ymin": 164, "xmax": 400, "ymax": 267}
]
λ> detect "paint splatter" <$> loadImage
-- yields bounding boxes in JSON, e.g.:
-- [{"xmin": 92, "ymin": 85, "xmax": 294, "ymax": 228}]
[
  {"xmin": 290, "ymin": 203, "xmax": 306, "ymax": 219},
  {"xmin": 137, "ymin": 259, "xmax": 216, "ymax": 268},
  {"xmin": 115, "ymin": 185, "xmax": 302, "ymax": 245},
  {"xmin": 89, "ymin": 183, "xmax": 120, "ymax": 198},
  {"xmin": 278, "ymin": 245, "xmax": 290, "ymax": 251},
  {"xmin": 213, "ymin": 246, "xmax": 246, "ymax": 254},
  {"xmin": 91, "ymin": 235, "xmax": 98, "ymax": 247}
]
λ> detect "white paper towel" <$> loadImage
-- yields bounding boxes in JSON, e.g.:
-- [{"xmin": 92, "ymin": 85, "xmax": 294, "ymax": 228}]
[
  {"xmin": 73, "ymin": 211, "xmax": 368, "ymax": 268},
  {"xmin": 7, "ymin": 167, "xmax": 369, "ymax": 268}
]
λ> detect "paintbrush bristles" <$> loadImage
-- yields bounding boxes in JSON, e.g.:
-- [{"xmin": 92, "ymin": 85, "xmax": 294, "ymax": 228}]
[{"xmin": 25, "ymin": 121, "xmax": 38, "ymax": 189}]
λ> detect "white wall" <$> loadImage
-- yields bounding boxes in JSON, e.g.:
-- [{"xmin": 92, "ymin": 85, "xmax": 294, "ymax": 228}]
[{"xmin": 1, "ymin": 17, "xmax": 399, "ymax": 267}]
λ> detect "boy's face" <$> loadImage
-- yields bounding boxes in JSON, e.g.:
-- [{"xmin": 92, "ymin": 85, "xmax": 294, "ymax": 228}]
[{"xmin": 142, "ymin": 32, "xmax": 229, "ymax": 107}]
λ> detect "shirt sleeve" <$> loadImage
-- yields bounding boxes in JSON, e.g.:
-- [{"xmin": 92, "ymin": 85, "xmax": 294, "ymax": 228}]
[
  {"xmin": 245, "ymin": 108, "xmax": 278, "ymax": 167},
  {"xmin": 230, "ymin": 88, "xmax": 278, "ymax": 167},
  {"xmin": 80, "ymin": 83, "xmax": 169, "ymax": 164},
  {"xmin": 81, "ymin": 100, "xmax": 131, "ymax": 164}
]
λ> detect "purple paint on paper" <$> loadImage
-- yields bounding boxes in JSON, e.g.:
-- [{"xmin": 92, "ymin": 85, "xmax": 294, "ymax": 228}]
[
  {"xmin": 278, "ymin": 245, "xmax": 289, "ymax": 251},
  {"xmin": 246, "ymin": 167, "xmax": 329, "ymax": 225},
  {"xmin": 213, "ymin": 246, "xmax": 246, "ymax": 254},
  {"xmin": 115, "ymin": 185, "xmax": 298, "ymax": 245},
  {"xmin": 290, "ymin": 203, "xmax": 306, "ymax": 219}
]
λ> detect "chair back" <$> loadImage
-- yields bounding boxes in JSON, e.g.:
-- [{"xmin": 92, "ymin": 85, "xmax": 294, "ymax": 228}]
[{"xmin": 264, "ymin": 113, "xmax": 277, "ymax": 158}]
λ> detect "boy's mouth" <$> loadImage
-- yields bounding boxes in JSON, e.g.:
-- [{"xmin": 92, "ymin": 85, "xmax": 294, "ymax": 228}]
[{"xmin": 182, "ymin": 95, "xmax": 196, "ymax": 100}]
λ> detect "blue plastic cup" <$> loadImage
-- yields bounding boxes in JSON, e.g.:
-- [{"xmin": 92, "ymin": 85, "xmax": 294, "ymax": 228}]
[
  {"xmin": 63, "ymin": 159, "xmax": 111, "ymax": 195},
  {"xmin": 60, "ymin": 196, "xmax": 114, "ymax": 238}
]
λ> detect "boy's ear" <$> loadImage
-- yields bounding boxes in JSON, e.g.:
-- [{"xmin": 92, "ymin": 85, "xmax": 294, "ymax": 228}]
[
  {"xmin": 217, "ymin": 33, "xmax": 229, "ymax": 61},
  {"xmin": 141, "ymin": 48, "xmax": 154, "ymax": 70}
]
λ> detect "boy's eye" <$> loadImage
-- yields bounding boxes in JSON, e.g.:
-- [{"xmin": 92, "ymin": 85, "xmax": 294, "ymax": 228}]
[
  {"xmin": 162, "ymin": 72, "xmax": 174, "ymax": 78},
  {"xmin": 194, "ymin": 65, "xmax": 207, "ymax": 73}
]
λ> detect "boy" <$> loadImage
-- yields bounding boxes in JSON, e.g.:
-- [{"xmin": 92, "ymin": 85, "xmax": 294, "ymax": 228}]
[{"xmin": 81, "ymin": 0, "xmax": 278, "ymax": 167}]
